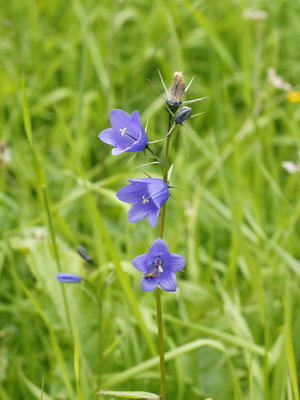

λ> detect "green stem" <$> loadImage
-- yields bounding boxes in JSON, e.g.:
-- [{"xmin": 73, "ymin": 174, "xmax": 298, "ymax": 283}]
[
  {"xmin": 146, "ymin": 145, "xmax": 165, "ymax": 166},
  {"xmin": 42, "ymin": 185, "xmax": 73, "ymax": 338},
  {"xmin": 97, "ymin": 289, "xmax": 104, "ymax": 391},
  {"xmin": 156, "ymin": 288, "xmax": 166, "ymax": 400},
  {"xmin": 156, "ymin": 112, "xmax": 174, "ymax": 400},
  {"xmin": 159, "ymin": 119, "xmax": 175, "ymax": 238}
]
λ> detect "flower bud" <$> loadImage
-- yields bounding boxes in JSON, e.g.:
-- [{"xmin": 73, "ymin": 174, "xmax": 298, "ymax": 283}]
[
  {"xmin": 77, "ymin": 245, "xmax": 93, "ymax": 263},
  {"xmin": 56, "ymin": 273, "xmax": 82, "ymax": 283},
  {"xmin": 174, "ymin": 106, "xmax": 192, "ymax": 124}
]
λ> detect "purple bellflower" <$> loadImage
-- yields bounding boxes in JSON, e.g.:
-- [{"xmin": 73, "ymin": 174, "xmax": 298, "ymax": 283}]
[
  {"xmin": 116, "ymin": 178, "xmax": 169, "ymax": 227},
  {"xmin": 132, "ymin": 238, "xmax": 186, "ymax": 292},
  {"xmin": 56, "ymin": 273, "xmax": 82, "ymax": 283},
  {"xmin": 98, "ymin": 109, "xmax": 148, "ymax": 155}
]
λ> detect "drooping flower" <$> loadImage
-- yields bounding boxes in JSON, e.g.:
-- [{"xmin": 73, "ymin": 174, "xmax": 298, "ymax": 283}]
[
  {"xmin": 98, "ymin": 109, "xmax": 148, "ymax": 155},
  {"xmin": 132, "ymin": 238, "xmax": 186, "ymax": 292},
  {"xmin": 56, "ymin": 273, "xmax": 82, "ymax": 283},
  {"xmin": 174, "ymin": 106, "xmax": 192, "ymax": 124},
  {"xmin": 116, "ymin": 178, "xmax": 169, "ymax": 227}
]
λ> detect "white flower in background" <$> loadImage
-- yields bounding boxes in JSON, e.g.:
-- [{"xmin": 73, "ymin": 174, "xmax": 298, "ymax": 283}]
[
  {"xmin": 243, "ymin": 9, "xmax": 268, "ymax": 20},
  {"xmin": 0, "ymin": 142, "xmax": 12, "ymax": 165},
  {"xmin": 281, "ymin": 161, "xmax": 300, "ymax": 174},
  {"xmin": 267, "ymin": 68, "xmax": 292, "ymax": 91},
  {"xmin": 282, "ymin": 152, "xmax": 300, "ymax": 173}
]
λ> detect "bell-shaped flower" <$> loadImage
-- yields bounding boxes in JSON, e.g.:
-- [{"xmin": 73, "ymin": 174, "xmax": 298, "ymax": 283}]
[
  {"xmin": 132, "ymin": 238, "xmax": 186, "ymax": 292},
  {"xmin": 56, "ymin": 273, "xmax": 82, "ymax": 283},
  {"xmin": 98, "ymin": 109, "xmax": 148, "ymax": 155},
  {"xmin": 116, "ymin": 178, "xmax": 169, "ymax": 227}
]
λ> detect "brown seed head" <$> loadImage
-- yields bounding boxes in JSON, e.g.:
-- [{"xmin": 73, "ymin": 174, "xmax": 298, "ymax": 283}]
[{"xmin": 168, "ymin": 71, "xmax": 186, "ymax": 105}]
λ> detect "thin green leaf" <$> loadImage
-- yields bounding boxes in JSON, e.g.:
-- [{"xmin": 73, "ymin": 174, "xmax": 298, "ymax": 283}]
[
  {"xmin": 167, "ymin": 163, "xmax": 174, "ymax": 182},
  {"xmin": 104, "ymin": 339, "xmax": 225, "ymax": 387},
  {"xmin": 74, "ymin": 327, "xmax": 80, "ymax": 383},
  {"xmin": 21, "ymin": 75, "xmax": 33, "ymax": 146},
  {"xmin": 18, "ymin": 368, "xmax": 53, "ymax": 400},
  {"xmin": 98, "ymin": 391, "xmax": 160, "ymax": 399}
]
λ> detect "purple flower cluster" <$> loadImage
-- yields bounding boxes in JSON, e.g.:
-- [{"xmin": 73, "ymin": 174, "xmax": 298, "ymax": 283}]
[
  {"xmin": 97, "ymin": 94, "xmax": 188, "ymax": 292},
  {"xmin": 58, "ymin": 72, "xmax": 193, "ymax": 291}
]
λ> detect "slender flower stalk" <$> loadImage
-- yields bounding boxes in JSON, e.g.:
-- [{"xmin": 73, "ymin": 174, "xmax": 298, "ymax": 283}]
[
  {"xmin": 159, "ymin": 119, "xmax": 175, "ymax": 239},
  {"xmin": 156, "ymin": 108, "xmax": 177, "ymax": 400},
  {"xmin": 156, "ymin": 287, "xmax": 166, "ymax": 400}
]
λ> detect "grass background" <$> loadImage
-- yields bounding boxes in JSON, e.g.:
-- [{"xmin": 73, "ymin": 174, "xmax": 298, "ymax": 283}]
[{"xmin": 2, "ymin": 0, "xmax": 300, "ymax": 399}]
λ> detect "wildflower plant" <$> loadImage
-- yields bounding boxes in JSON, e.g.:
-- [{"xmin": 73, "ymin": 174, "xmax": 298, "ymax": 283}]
[{"xmin": 97, "ymin": 71, "xmax": 205, "ymax": 400}]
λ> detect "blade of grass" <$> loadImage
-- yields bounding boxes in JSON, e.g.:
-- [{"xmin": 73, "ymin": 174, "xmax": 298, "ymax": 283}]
[
  {"xmin": 84, "ymin": 187, "xmax": 157, "ymax": 357},
  {"xmin": 104, "ymin": 338, "xmax": 226, "ymax": 387},
  {"xmin": 284, "ymin": 290, "xmax": 300, "ymax": 400},
  {"xmin": 11, "ymin": 269, "xmax": 75, "ymax": 398}
]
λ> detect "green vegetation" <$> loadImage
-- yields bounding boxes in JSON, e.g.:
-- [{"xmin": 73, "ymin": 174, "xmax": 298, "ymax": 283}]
[{"xmin": 2, "ymin": 0, "xmax": 300, "ymax": 399}]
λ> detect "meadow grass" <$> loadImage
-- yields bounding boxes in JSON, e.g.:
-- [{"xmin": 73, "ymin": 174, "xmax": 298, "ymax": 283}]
[{"xmin": 1, "ymin": 0, "xmax": 300, "ymax": 399}]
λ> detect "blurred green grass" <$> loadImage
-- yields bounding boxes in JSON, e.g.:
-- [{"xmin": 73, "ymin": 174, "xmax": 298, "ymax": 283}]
[{"xmin": 2, "ymin": 0, "xmax": 300, "ymax": 399}]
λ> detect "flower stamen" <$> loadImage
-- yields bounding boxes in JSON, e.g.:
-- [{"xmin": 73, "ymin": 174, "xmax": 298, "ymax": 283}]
[
  {"xmin": 119, "ymin": 127, "xmax": 139, "ymax": 141},
  {"xmin": 153, "ymin": 256, "xmax": 164, "ymax": 268},
  {"xmin": 144, "ymin": 256, "xmax": 164, "ymax": 279},
  {"xmin": 142, "ymin": 195, "xmax": 149, "ymax": 204}
]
